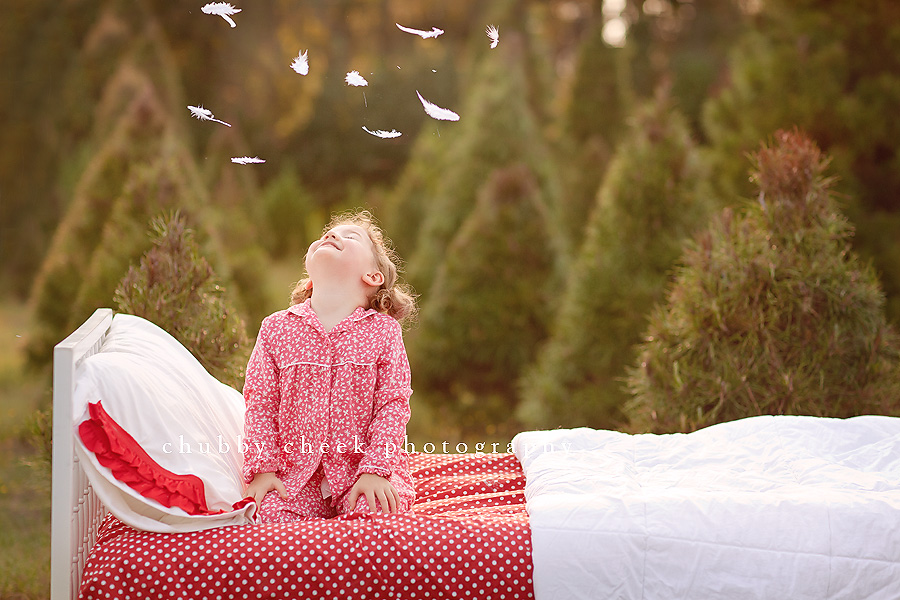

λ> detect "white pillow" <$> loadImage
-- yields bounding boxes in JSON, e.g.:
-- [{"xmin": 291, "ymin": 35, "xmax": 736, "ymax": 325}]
[{"xmin": 73, "ymin": 313, "xmax": 256, "ymax": 533}]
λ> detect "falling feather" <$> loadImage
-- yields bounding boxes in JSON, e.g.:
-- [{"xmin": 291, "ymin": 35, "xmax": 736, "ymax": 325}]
[
  {"xmin": 396, "ymin": 23, "xmax": 444, "ymax": 39},
  {"xmin": 291, "ymin": 50, "xmax": 309, "ymax": 75},
  {"xmin": 201, "ymin": 2, "xmax": 241, "ymax": 28},
  {"xmin": 486, "ymin": 25, "xmax": 499, "ymax": 49},
  {"xmin": 416, "ymin": 91, "xmax": 460, "ymax": 121},
  {"xmin": 231, "ymin": 156, "xmax": 266, "ymax": 164},
  {"xmin": 187, "ymin": 105, "xmax": 232, "ymax": 127},
  {"xmin": 362, "ymin": 126, "xmax": 402, "ymax": 139},
  {"xmin": 345, "ymin": 71, "xmax": 368, "ymax": 86}
]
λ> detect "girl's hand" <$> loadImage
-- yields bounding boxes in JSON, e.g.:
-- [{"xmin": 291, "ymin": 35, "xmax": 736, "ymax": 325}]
[
  {"xmin": 246, "ymin": 472, "xmax": 288, "ymax": 505},
  {"xmin": 348, "ymin": 473, "xmax": 401, "ymax": 514}
]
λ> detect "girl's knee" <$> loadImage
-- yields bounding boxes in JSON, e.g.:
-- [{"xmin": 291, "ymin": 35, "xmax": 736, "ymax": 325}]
[{"xmin": 257, "ymin": 488, "xmax": 333, "ymax": 523}]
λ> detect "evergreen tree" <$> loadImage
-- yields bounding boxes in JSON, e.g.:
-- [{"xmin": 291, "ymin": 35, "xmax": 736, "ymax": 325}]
[
  {"xmin": 625, "ymin": 0, "xmax": 746, "ymax": 136},
  {"xmin": 115, "ymin": 212, "xmax": 250, "ymax": 390},
  {"xmin": 27, "ymin": 71, "xmax": 175, "ymax": 369},
  {"xmin": 555, "ymin": 17, "xmax": 634, "ymax": 249},
  {"xmin": 380, "ymin": 126, "xmax": 452, "ymax": 263},
  {"xmin": 701, "ymin": 0, "xmax": 900, "ymax": 322},
  {"xmin": 407, "ymin": 23, "xmax": 564, "ymax": 296},
  {"xmin": 69, "ymin": 149, "xmax": 206, "ymax": 326},
  {"xmin": 627, "ymin": 130, "xmax": 900, "ymax": 433},
  {"xmin": 200, "ymin": 126, "xmax": 271, "ymax": 326},
  {"xmin": 258, "ymin": 166, "xmax": 321, "ymax": 259},
  {"xmin": 410, "ymin": 164, "xmax": 555, "ymax": 433},
  {"xmin": 26, "ymin": 37, "xmax": 259, "ymax": 369},
  {"xmin": 519, "ymin": 94, "xmax": 712, "ymax": 430},
  {"xmin": 0, "ymin": 0, "xmax": 114, "ymax": 296}
]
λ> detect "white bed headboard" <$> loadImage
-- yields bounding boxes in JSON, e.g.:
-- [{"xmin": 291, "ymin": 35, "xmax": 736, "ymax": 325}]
[{"xmin": 51, "ymin": 308, "xmax": 113, "ymax": 600}]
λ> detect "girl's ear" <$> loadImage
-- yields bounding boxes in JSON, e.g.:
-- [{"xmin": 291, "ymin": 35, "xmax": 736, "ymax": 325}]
[{"xmin": 364, "ymin": 271, "xmax": 385, "ymax": 287}]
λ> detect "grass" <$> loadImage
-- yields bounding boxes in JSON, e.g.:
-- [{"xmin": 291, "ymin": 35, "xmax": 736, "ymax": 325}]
[
  {"xmin": 0, "ymin": 299, "xmax": 51, "ymax": 600},
  {"xmin": 0, "ymin": 440, "xmax": 51, "ymax": 600}
]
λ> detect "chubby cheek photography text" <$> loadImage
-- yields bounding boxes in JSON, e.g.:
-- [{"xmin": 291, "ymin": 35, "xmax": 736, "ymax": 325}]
[{"xmin": 159, "ymin": 435, "xmax": 562, "ymax": 458}]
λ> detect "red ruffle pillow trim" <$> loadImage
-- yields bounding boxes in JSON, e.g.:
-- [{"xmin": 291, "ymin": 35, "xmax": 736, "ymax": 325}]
[{"xmin": 79, "ymin": 400, "xmax": 250, "ymax": 516}]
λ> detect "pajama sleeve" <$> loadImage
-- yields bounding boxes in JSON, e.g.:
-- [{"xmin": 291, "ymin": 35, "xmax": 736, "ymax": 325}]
[
  {"xmin": 358, "ymin": 320, "xmax": 412, "ymax": 478},
  {"xmin": 241, "ymin": 318, "xmax": 282, "ymax": 484}
]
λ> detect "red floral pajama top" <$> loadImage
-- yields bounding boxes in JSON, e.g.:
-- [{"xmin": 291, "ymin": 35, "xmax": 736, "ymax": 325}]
[{"xmin": 242, "ymin": 299, "xmax": 414, "ymax": 508}]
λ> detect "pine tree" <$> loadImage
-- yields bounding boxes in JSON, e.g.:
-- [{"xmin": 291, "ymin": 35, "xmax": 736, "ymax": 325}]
[
  {"xmin": 258, "ymin": 166, "xmax": 320, "ymax": 259},
  {"xmin": 519, "ymin": 94, "xmax": 712, "ymax": 430},
  {"xmin": 409, "ymin": 164, "xmax": 555, "ymax": 434},
  {"xmin": 380, "ymin": 125, "xmax": 453, "ymax": 263},
  {"xmin": 701, "ymin": 0, "xmax": 900, "ymax": 322},
  {"xmin": 0, "ymin": 0, "xmax": 107, "ymax": 296},
  {"xmin": 407, "ymin": 23, "xmax": 564, "ymax": 296},
  {"xmin": 115, "ymin": 212, "xmax": 250, "ymax": 390},
  {"xmin": 26, "ymin": 31, "xmax": 256, "ymax": 369},
  {"xmin": 625, "ymin": 0, "xmax": 746, "ymax": 135},
  {"xmin": 555, "ymin": 18, "xmax": 634, "ymax": 250},
  {"xmin": 27, "ymin": 70, "xmax": 176, "ymax": 369},
  {"xmin": 200, "ymin": 125, "xmax": 271, "ymax": 326},
  {"xmin": 627, "ymin": 130, "xmax": 900, "ymax": 433}
]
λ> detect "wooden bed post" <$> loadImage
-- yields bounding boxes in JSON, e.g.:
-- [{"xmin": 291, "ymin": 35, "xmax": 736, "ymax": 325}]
[{"xmin": 50, "ymin": 309, "xmax": 113, "ymax": 600}]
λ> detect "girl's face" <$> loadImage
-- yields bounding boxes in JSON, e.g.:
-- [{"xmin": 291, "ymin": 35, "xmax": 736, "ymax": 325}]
[{"xmin": 305, "ymin": 224, "xmax": 382, "ymax": 286}]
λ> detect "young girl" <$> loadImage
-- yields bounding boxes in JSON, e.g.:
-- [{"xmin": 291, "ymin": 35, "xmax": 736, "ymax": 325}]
[{"xmin": 242, "ymin": 211, "xmax": 417, "ymax": 523}]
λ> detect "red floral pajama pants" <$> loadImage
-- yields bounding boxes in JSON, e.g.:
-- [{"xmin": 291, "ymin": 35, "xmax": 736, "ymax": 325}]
[{"xmin": 257, "ymin": 466, "xmax": 412, "ymax": 524}]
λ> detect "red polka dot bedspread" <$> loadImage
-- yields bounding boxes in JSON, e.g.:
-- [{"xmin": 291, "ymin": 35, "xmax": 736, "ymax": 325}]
[{"xmin": 79, "ymin": 452, "xmax": 535, "ymax": 599}]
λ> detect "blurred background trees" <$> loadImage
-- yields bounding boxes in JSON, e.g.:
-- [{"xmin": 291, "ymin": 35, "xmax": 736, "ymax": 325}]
[
  {"xmin": 410, "ymin": 163, "xmax": 557, "ymax": 435},
  {"xmin": 4, "ymin": 0, "xmax": 900, "ymax": 444},
  {"xmin": 518, "ymin": 92, "xmax": 715, "ymax": 432},
  {"xmin": 10, "ymin": 2, "xmax": 900, "ymax": 595}
]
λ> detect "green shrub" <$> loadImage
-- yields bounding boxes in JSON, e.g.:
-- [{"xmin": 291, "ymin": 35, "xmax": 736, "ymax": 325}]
[
  {"xmin": 114, "ymin": 212, "xmax": 250, "ymax": 390},
  {"xmin": 627, "ymin": 130, "xmax": 900, "ymax": 433},
  {"xmin": 27, "ymin": 62, "xmax": 263, "ymax": 369}
]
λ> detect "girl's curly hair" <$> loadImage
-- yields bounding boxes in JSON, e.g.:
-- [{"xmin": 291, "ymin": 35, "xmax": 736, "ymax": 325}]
[{"xmin": 290, "ymin": 210, "xmax": 418, "ymax": 325}]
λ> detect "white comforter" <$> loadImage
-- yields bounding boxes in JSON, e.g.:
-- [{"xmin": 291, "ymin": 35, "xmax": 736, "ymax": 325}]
[{"xmin": 512, "ymin": 415, "xmax": 900, "ymax": 600}]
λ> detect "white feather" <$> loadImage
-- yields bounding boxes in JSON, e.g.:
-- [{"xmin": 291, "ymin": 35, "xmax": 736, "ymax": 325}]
[
  {"xmin": 396, "ymin": 23, "xmax": 444, "ymax": 39},
  {"xmin": 231, "ymin": 156, "xmax": 266, "ymax": 164},
  {"xmin": 486, "ymin": 25, "xmax": 499, "ymax": 49},
  {"xmin": 291, "ymin": 50, "xmax": 309, "ymax": 75},
  {"xmin": 201, "ymin": 2, "xmax": 241, "ymax": 28},
  {"xmin": 416, "ymin": 91, "xmax": 460, "ymax": 121},
  {"xmin": 345, "ymin": 71, "xmax": 369, "ymax": 86},
  {"xmin": 187, "ymin": 105, "xmax": 232, "ymax": 127},
  {"xmin": 362, "ymin": 126, "xmax": 402, "ymax": 139}
]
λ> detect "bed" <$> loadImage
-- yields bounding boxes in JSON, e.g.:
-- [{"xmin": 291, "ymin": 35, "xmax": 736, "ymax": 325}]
[
  {"xmin": 514, "ymin": 418, "xmax": 900, "ymax": 599},
  {"xmin": 52, "ymin": 309, "xmax": 900, "ymax": 600},
  {"xmin": 50, "ymin": 308, "xmax": 534, "ymax": 600}
]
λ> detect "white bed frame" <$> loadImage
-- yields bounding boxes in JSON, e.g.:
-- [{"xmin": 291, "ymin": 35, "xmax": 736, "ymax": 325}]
[{"xmin": 50, "ymin": 308, "xmax": 114, "ymax": 600}]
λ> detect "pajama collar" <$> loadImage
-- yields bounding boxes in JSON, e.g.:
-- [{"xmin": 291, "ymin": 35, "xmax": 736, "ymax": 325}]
[{"xmin": 287, "ymin": 299, "xmax": 378, "ymax": 335}]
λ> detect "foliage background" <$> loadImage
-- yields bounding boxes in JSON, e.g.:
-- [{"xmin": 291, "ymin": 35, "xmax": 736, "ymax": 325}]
[{"xmin": 2, "ymin": 1, "xmax": 900, "ymax": 597}]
